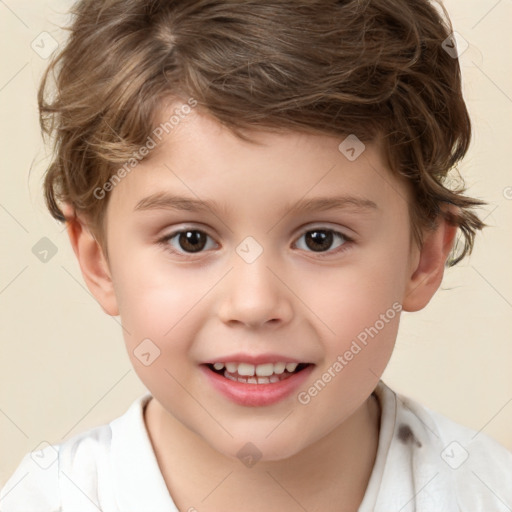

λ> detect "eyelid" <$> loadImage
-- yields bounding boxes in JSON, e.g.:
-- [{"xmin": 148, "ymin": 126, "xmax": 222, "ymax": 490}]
[
  {"xmin": 159, "ymin": 223, "xmax": 216, "ymax": 242},
  {"xmin": 292, "ymin": 221, "xmax": 355, "ymax": 239}
]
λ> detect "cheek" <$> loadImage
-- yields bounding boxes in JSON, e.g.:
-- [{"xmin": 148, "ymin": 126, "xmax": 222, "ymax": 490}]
[
  {"xmin": 110, "ymin": 252, "xmax": 196, "ymax": 355},
  {"xmin": 294, "ymin": 227, "xmax": 408, "ymax": 377},
  {"xmin": 292, "ymin": 265, "xmax": 402, "ymax": 433},
  {"xmin": 113, "ymin": 247, "xmax": 206, "ymax": 333},
  {"xmin": 303, "ymin": 269, "xmax": 401, "ymax": 370},
  {"xmin": 114, "ymin": 264, "xmax": 209, "ymax": 406},
  {"xmin": 305, "ymin": 239, "xmax": 407, "ymax": 333}
]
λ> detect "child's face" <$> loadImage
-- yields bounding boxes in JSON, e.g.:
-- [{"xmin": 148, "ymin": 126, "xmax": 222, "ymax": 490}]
[{"xmin": 93, "ymin": 105, "xmax": 424, "ymax": 461}]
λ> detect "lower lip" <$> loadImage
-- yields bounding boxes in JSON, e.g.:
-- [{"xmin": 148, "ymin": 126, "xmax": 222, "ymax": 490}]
[{"xmin": 200, "ymin": 364, "xmax": 315, "ymax": 407}]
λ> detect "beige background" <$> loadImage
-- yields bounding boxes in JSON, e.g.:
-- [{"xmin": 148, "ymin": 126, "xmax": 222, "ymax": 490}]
[{"xmin": 1, "ymin": 0, "xmax": 511, "ymax": 487}]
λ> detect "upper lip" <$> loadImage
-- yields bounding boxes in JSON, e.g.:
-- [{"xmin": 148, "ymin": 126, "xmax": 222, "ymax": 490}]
[{"xmin": 203, "ymin": 353, "xmax": 313, "ymax": 365}]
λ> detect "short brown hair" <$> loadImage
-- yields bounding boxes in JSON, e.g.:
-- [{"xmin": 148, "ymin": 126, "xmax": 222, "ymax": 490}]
[{"xmin": 39, "ymin": 0, "xmax": 485, "ymax": 265}]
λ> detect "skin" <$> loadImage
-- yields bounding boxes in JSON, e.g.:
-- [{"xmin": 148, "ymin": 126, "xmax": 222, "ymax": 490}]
[{"xmin": 64, "ymin": 104, "xmax": 456, "ymax": 511}]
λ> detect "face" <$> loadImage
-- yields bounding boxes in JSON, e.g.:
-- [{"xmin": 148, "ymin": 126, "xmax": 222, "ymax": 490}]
[{"xmin": 100, "ymin": 105, "xmax": 417, "ymax": 462}]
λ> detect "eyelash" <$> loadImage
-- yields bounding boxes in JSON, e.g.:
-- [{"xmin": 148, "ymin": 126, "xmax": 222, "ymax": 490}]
[{"xmin": 157, "ymin": 226, "xmax": 354, "ymax": 260}]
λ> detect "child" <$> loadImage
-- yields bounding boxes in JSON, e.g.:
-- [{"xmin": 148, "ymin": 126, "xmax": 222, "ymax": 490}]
[{"xmin": 1, "ymin": 0, "xmax": 511, "ymax": 510}]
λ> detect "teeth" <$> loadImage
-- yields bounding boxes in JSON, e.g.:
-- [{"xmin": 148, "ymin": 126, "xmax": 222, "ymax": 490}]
[
  {"xmin": 238, "ymin": 362, "xmax": 255, "ymax": 376},
  {"xmin": 273, "ymin": 362, "xmax": 286, "ymax": 374},
  {"xmin": 210, "ymin": 361, "xmax": 305, "ymax": 378},
  {"xmin": 255, "ymin": 363, "xmax": 274, "ymax": 377},
  {"xmin": 225, "ymin": 362, "xmax": 238, "ymax": 373},
  {"xmin": 224, "ymin": 372, "xmax": 237, "ymax": 382},
  {"xmin": 285, "ymin": 362, "xmax": 298, "ymax": 372},
  {"xmin": 230, "ymin": 373, "xmax": 286, "ymax": 384}
]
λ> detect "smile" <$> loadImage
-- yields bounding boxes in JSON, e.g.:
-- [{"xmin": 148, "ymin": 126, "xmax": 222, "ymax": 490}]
[
  {"xmin": 201, "ymin": 362, "xmax": 315, "ymax": 406},
  {"xmin": 207, "ymin": 361, "xmax": 311, "ymax": 384}
]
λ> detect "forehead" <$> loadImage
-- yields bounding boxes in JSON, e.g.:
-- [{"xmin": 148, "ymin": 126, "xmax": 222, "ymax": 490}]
[{"xmin": 106, "ymin": 105, "xmax": 410, "ymax": 220}]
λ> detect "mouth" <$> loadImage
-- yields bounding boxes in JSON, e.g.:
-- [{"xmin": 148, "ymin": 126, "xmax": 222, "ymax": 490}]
[
  {"xmin": 204, "ymin": 361, "xmax": 313, "ymax": 384},
  {"xmin": 200, "ymin": 360, "xmax": 316, "ymax": 406}
]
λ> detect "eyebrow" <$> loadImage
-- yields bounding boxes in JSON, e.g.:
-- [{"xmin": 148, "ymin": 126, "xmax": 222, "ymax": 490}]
[{"xmin": 134, "ymin": 192, "xmax": 378, "ymax": 216}]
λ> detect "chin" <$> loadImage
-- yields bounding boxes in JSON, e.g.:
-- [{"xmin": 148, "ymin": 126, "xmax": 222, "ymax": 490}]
[{"xmin": 207, "ymin": 433, "xmax": 308, "ymax": 466}]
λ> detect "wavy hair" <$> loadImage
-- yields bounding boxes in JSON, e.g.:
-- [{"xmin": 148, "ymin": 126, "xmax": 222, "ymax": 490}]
[{"xmin": 38, "ymin": 0, "xmax": 485, "ymax": 265}]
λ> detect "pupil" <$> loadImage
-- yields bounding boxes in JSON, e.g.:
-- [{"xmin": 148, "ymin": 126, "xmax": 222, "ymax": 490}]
[
  {"xmin": 180, "ymin": 231, "xmax": 206, "ymax": 253},
  {"xmin": 306, "ymin": 230, "xmax": 332, "ymax": 252}
]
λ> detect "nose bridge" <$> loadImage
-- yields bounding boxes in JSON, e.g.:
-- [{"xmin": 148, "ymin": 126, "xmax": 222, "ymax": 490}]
[{"xmin": 217, "ymin": 237, "xmax": 293, "ymax": 327}]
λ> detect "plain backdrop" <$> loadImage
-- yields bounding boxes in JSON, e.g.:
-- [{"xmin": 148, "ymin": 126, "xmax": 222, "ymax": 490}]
[{"xmin": 1, "ymin": 0, "xmax": 511, "ymax": 487}]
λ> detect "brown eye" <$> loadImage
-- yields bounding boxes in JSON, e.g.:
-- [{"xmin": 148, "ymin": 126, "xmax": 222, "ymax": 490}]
[
  {"xmin": 163, "ymin": 229, "xmax": 216, "ymax": 254},
  {"xmin": 305, "ymin": 230, "xmax": 334, "ymax": 252},
  {"xmin": 295, "ymin": 228, "xmax": 349, "ymax": 254},
  {"xmin": 177, "ymin": 231, "xmax": 207, "ymax": 252}
]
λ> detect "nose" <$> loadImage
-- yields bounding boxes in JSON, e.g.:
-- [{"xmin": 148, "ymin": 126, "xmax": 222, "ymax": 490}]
[{"xmin": 217, "ymin": 248, "xmax": 294, "ymax": 329}]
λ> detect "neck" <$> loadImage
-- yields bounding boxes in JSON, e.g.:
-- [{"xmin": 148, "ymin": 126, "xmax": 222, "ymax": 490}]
[{"xmin": 144, "ymin": 393, "xmax": 380, "ymax": 512}]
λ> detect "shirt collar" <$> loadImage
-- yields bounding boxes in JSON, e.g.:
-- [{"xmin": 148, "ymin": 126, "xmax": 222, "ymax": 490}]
[{"xmin": 110, "ymin": 392, "xmax": 179, "ymax": 511}]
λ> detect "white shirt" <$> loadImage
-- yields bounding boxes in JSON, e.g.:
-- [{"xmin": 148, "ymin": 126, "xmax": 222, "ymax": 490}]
[{"xmin": 1, "ymin": 380, "xmax": 511, "ymax": 511}]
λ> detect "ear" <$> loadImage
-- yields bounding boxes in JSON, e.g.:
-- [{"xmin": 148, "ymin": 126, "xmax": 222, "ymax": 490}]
[
  {"xmin": 402, "ymin": 209, "xmax": 458, "ymax": 312},
  {"xmin": 61, "ymin": 203, "xmax": 119, "ymax": 316}
]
